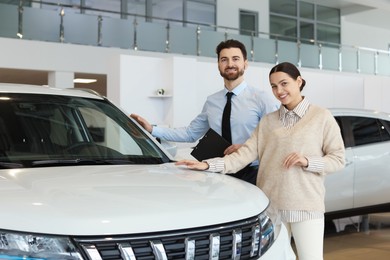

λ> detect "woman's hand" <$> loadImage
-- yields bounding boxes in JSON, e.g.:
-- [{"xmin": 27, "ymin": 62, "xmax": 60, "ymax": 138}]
[
  {"xmin": 283, "ymin": 152, "xmax": 308, "ymax": 169},
  {"xmin": 175, "ymin": 160, "xmax": 209, "ymax": 170}
]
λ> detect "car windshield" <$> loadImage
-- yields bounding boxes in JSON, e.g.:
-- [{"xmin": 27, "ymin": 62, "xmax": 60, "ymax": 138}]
[{"xmin": 0, "ymin": 93, "xmax": 171, "ymax": 168}]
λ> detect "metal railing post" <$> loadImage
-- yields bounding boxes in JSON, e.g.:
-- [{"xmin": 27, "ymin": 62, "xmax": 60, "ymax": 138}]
[
  {"xmin": 250, "ymin": 31, "xmax": 254, "ymax": 62},
  {"xmin": 59, "ymin": 8, "xmax": 65, "ymax": 43},
  {"xmin": 133, "ymin": 17, "xmax": 138, "ymax": 50},
  {"xmin": 165, "ymin": 22, "xmax": 170, "ymax": 53},
  {"xmin": 318, "ymin": 43, "xmax": 323, "ymax": 70},
  {"xmin": 338, "ymin": 46, "xmax": 342, "ymax": 72},
  {"xmin": 17, "ymin": 0, "xmax": 23, "ymax": 38},
  {"xmin": 196, "ymin": 26, "xmax": 201, "ymax": 56},
  {"xmin": 97, "ymin": 15, "xmax": 103, "ymax": 46}
]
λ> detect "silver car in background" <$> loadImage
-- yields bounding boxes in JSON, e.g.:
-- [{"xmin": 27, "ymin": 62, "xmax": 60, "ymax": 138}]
[{"xmin": 325, "ymin": 108, "xmax": 390, "ymax": 221}]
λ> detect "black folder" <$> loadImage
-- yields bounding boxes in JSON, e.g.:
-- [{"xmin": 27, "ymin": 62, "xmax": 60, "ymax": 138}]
[{"xmin": 190, "ymin": 128, "xmax": 231, "ymax": 161}]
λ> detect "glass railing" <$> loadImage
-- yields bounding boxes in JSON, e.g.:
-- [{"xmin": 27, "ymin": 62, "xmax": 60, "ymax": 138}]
[{"xmin": 1, "ymin": 2, "xmax": 389, "ymax": 76}]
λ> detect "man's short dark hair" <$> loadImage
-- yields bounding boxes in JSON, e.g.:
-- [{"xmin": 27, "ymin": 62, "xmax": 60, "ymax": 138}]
[{"xmin": 216, "ymin": 39, "xmax": 247, "ymax": 60}]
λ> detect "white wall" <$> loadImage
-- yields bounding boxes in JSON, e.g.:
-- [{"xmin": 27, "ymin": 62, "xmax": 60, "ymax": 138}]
[
  {"xmin": 342, "ymin": 17, "xmax": 390, "ymax": 50},
  {"xmin": 363, "ymin": 75, "xmax": 390, "ymax": 113},
  {"xmin": 341, "ymin": 8, "xmax": 390, "ymax": 51},
  {"xmin": 217, "ymin": 0, "xmax": 269, "ymax": 34},
  {"xmin": 0, "ymin": 37, "xmax": 124, "ymax": 73}
]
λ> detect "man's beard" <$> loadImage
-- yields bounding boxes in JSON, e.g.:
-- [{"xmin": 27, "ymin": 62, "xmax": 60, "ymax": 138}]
[{"xmin": 220, "ymin": 67, "xmax": 245, "ymax": 81}]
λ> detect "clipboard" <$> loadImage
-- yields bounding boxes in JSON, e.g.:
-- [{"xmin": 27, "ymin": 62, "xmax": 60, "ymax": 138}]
[{"xmin": 190, "ymin": 128, "xmax": 231, "ymax": 161}]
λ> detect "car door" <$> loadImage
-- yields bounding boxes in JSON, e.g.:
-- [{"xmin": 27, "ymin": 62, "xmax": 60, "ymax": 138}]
[
  {"xmin": 324, "ymin": 116, "xmax": 355, "ymax": 213},
  {"xmin": 347, "ymin": 116, "xmax": 390, "ymax": 208}
]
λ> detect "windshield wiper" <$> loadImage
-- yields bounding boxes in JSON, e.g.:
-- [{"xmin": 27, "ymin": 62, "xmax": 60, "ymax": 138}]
[{"xmin": 0, "ymin": 162, "xmax": 24, "ymax": 169}]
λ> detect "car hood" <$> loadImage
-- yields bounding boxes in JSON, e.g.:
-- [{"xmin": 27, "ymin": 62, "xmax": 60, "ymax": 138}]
[{"xmin": 0, "ymin": 163, "xmax": 267, "ymax": 236}]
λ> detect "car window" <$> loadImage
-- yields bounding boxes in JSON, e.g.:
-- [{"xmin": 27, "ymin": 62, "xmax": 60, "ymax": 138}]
[
  {"xmin": 0, "ymin": 93, "xmax": 171, "ymax": 168},
  {"xmin": 78, "ymin": 107, "xmax": 143, "ymax": 155},
  {"xmin": 334, "ymin": 116, "xmax": 345, "ymax": 142},
  {"xmin": 347, "ymin": 116, "xmax": 390, "ymax": 146},
  {"xmin": 379, "ymin": 119, "xmax": 390, "ymax": 142}
]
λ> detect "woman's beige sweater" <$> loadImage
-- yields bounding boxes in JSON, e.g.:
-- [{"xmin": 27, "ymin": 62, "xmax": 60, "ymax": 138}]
[{"xmin": 223, "ymin": 105, "xmax": 345, "ymax": 213}]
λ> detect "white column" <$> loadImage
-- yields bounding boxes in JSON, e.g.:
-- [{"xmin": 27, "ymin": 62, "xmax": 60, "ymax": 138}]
[{"xmin": 48, "ymin": 71, "xmax": 74, "ymax": 89}]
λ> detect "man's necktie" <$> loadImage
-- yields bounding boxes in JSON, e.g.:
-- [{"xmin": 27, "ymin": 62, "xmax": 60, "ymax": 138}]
[{"xmin": 222, "ymin": 92, "xmax": 234, "ymax": 143}]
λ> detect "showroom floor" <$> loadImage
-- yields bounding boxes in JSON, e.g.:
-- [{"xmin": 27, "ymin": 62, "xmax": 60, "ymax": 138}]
[
  {"xmin": 323, "ymin": 228, "xmax": 390, "ymax": 259},
  {"xmin": 293, "ymin": 213, "xmax": 390, "ymax": 259}
]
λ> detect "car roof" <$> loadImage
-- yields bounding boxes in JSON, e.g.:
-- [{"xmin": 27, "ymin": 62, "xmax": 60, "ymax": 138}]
[
  {"xmin": 0, "ymin": 83, "xmax": 104, "ymax": 99},
  {"xmin": 329, "ymin": 107, "xmax": 390, "ymax": 121}
]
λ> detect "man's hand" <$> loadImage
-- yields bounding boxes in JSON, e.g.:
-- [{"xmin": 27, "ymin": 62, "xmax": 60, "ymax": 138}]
[
  {"xmin": 130, "ymin": 113, "xmax": 153, "ymax": 133},
  {"xmin": 175, "ymin": 160, "xmax": 209, "ymax": 170},
  {"xmin": 224, "ymin": 144, "xmax": 242, "ymax": 155}
]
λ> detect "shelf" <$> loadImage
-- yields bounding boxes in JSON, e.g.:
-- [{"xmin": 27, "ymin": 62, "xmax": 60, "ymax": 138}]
[{"xmin": 148, "ymin": 95, "xmax": 173, "ymax": 98}]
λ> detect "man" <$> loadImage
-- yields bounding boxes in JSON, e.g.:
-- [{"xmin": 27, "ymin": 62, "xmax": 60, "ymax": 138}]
[{"xmin": 131, "ymin": 39, "xmax": 278, "ymax": 185}]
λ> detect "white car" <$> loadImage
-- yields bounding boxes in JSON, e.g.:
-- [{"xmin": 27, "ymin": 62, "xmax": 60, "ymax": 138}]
[
  {"xmin": 325, "ymin": 108, "xmax": 390, "ymax": 220},
  {"xmin": 0, "ymin": 84, "xmax": 294, "ymax": 260}
]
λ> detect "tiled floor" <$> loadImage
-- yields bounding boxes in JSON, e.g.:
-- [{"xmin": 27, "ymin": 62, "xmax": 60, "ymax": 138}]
[{"xmin": 324, "ymin": 213, "xmax": 390, "ymax": 260}]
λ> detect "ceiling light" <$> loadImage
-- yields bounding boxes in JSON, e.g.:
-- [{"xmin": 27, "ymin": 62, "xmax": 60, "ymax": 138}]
[{"xmin": 73, "ymin": 78, "xmax": 97, "ymax": 84}]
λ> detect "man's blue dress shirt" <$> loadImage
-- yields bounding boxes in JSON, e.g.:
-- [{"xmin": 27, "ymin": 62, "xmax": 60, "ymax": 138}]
[{"xmin": 152, "ymin": 81, "xmax": 278, "ymax": 152}]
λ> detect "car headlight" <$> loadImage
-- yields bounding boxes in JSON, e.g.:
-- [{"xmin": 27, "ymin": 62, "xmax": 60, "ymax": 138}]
[
  {"xmin": 250, "ymin": 210, "xmax": 276, "ymax": 257},
  {"xmin": 0, "ymin": 231, "xmax": 82, "ymax": 260},
  {"xmin": 258, "ymin": 211, "xmax": 275, "ymax": 255}
]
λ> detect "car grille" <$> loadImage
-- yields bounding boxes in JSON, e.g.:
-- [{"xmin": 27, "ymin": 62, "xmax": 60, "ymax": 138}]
[{"xmin": 73, "ymin": 215, "xmax": 267, "ymax": 260}]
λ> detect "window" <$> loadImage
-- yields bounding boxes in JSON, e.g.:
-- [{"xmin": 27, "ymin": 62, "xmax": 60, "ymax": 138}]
[
  {"xmin": 270, "ymin": 0, "xmax": 296, "ymax": 16},
  {"xmin": 270, "ymin": 15, "xmax": 297, "ymax": 40},
  {"xmin": 379, "ymin": 119, "xmax": 390, "ymax": 141},
  {"xmin": 317, "ymin": 5, "xmax": 340, "ymax": 24},
  {"xmin": 300, "ymin": 21, "xmax": 314, "ymax": 42},
  {"xmin": 187, "ymin": 0, "xmax": 216, "ymax": 27},
  {"xmin": 0, "ymin": 0, "xmax": 33, "ymax": 6},
  {"xmin": 334, "ymin": 117, "xmax": 345, "ymax": 144},
  {"xmin": 127, "ymin": 0, "xmax": 146, "ymax": 18},
  {"xmin": 152, "ymin": 0, "xmax": 183, "ymax": 23},
  {"xmin": 270, "ymin": 0, "xmax": 340, "ymax": 45},
  {"xmin": 39, "ymin": 0, "xmax": 81, "ymax": 14},
  {"xmin": 83, "ymin": 0, "xmax": 121, "ymax": 18},
  {"xmin": 317, "ymin": 24, "xmax": 340, "ymax": 44},
  {"xmin": 348, "ymin": 117, "xmax": 390, "ymax": 146},
  {"xmin": 28, "ymin": 0, "xmax": 216, "ymax": 27},
  {"xmin": 148, "ymin": 0, "xmax": 216, "ymax": 27},
  {"xmin": 300, "ymin": 1, "xmax": 313, "ymax": 19},
  {"xmin": 38, "ymin": 0, "xmax": 121, "ymax": 17},
  {"xmin": 240, "ymin": 10, "xmax": 258, "ymax": 36}
]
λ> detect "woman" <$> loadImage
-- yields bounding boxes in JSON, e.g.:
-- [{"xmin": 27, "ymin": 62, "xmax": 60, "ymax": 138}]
[{"xmin": 175, "ymin": 62, "xmax": 345, "ymax": 260}]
